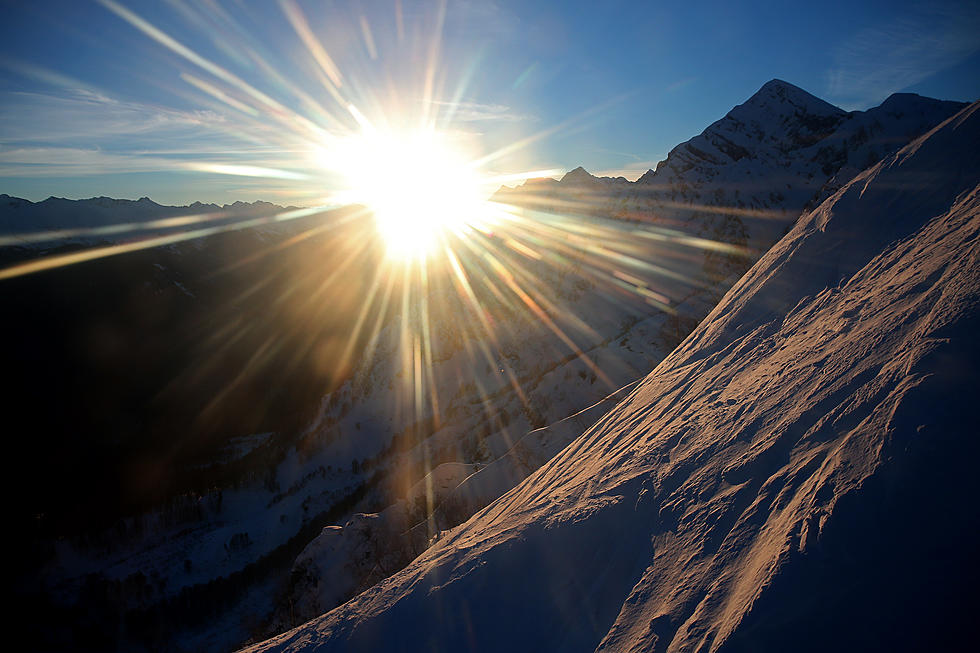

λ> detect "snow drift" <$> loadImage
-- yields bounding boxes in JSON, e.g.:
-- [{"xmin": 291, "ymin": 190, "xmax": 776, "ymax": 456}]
[{"xmin": 245, "ymin": 100, "xmax": 980, "ymax": 652}]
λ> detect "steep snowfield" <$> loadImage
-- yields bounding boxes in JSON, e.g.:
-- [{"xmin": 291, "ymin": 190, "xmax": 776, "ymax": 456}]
[
  {"xmin": 284, "ymin": 380, "xmax": 641, "ymax": 623},
  {"xmin": 274, "ymin": 79, "xmax": 963, "ymax": 631},
  {"xmin": 245, "ymin": 101, "xmax": 980, "ymax": 652}
]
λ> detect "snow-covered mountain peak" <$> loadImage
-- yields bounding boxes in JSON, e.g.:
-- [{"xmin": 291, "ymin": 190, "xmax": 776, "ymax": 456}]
[
  {"xmin": 712, "ymin": 79, "xmax": 846, "ymax": 152},
  {"xmin": 559, "ymin": 166, "xmax": 597, "ymax": 185},
  {"xmin": 634, "ymin": 80, "xmax": 851, "ymax": 191},
  {"xmin": 634, "ymin": 166, "xmax": 658, "ymax": 183},
  {"xmin": 751, "ymin": 78, "xmax": 844, "ymax": 114},
  {"xmin": 878, "ymin": 91, "xmax": 926, "ymax": 107},
  {"xmin": 871, "ymin": 91, "xmax": 967, "ymax": 122}
]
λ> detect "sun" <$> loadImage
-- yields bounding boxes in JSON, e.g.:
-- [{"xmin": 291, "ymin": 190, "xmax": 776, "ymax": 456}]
[{"xmin": 325, "ymin": 128, "xmax": 487, "ymax": 261}]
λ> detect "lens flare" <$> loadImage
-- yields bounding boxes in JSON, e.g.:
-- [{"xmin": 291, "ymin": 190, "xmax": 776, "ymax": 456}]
[
  {"xmin": 0, "ymin": 0, "xmax": 763, "ymax": 540},
  {"xmin": 320, "ymin": 128, "xmax": 486, "ymax": 260}
]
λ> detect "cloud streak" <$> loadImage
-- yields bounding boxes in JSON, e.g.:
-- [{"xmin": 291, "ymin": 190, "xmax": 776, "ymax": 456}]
[
  {"xmin": 0, "ymin": 89, "xmax": 225, "ymax": 145},
  {"xmin": 0, "ymin": 84, "xmax": 318, "ymax": 179},
  {"xmin": 826, "ymin": 2, "xmax": 980, "ymax": 109},
  {"xmin": 428, "ymin": 100, "xmax": 533, "ymax": 123}
]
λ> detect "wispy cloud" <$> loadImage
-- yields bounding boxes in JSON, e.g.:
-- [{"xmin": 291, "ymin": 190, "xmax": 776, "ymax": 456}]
[
  {"xmin": 429, "ymin": 100, "xmax": 533, "ymax": 123},
  {"xmin": 0, "ymin": 146, "xmax": 313, "ymax": 179},
  {"xmin": 0, "ymin": 89, "xmax": 225, "ymax": 145},
  {"xmin": 0, "ymin": 81, "xmax": 315, "ymax": 179},
  {"xmin": 0, "ymin": 147, "xmax": 180, "ymax": 177},
  {"xmin": 826, "ymin": 2, "xmax": 980, "ymax": 109},
  {"xmin": 589, "ymin": 148, "xmax": 665, "ymax": 181},
  {"xmin": 664, "ymin": 77, "xmax": 698, "ymax": 93},
  {"xmin": 443, "ymin": 0, "xmax": 519, "ymax": 41}
]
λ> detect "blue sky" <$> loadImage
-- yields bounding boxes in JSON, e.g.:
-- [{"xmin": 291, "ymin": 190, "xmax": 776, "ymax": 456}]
[{"xmin": 1, "ymin": 0, "xmax": 978, "ymax": 205}]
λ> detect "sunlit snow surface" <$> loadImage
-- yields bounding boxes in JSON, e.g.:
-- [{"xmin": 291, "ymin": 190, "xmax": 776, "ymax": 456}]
[
  {"xmin": 17, "ymin": 82, "xmax": 968, "ymax": 652},
  {"xmin": 246, "ymin": 102, "xmax": 980, "ymax": 652}
]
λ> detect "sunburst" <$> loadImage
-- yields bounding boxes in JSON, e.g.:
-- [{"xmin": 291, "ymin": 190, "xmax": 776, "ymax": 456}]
[{"xmin": 319, "ymin": 127, "xmax": 488, "ymax": 261}]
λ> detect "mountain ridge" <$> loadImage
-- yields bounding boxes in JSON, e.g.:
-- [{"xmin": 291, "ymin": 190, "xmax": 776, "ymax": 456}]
[
  {"xmin": 493, "ymin": 79, "xmax": 966, "ymax": 191},
  {"xmin": 0, "ymin": 194, "xmax": 298, "ymax": 235},
  {"xmin": 0, "ymin": 193, "xmax": 291, "ymax": 210}
]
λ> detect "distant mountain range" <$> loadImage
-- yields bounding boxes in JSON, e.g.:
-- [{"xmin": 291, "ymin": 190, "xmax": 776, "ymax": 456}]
[
  {"xmin": 0, "ymin": 194, "xmax": 305, "ymax": 252},
  {"xmin": 0, "ymin": 195, "xmax": 292, "ymax": 230},
  {"xmin": 8, "ymin": 80, "xmax": 971, "ymax": 652}
]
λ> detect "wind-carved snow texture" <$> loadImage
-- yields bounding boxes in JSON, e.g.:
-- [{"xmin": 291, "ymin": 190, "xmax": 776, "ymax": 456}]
[
  {"xmin": 284, "ymin": 380, "xmax": 641, "ymax": 622},
  {"xmin": 245, "ymin": 101, "xmax": 980, "ymax": 652},
  {"xmin": 278, "ymin": 80, "xmax": 964, "ymax": 630}
]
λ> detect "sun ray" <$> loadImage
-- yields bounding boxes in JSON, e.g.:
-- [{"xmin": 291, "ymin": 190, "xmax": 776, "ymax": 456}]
[
  {"xmin": 0, "ymin": 205, "xmax": 328, "ymax": 281},
  {"xmin": 279, "ymin": 0, "xmax": 344, "ymax": 88},
  {"xmin": 0, "ymin": 1, "xmax": 785, "ymax": 543}
]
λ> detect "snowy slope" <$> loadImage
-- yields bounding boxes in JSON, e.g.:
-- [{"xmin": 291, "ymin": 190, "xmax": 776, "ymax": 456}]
[
  {"xmin": 25, "ymin": 82, "xmax": 966, "ymax": 652},
  {"xmin": 244, "ymin": 101, "xmax": 980, "ymax": 652},
  {"xmin": 282, "ymin": 379, "xmax": 641, "ymax": 626},
  {"xmin": 270, "ymin": 80, "xmax": 964, "ymax": 630}
]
